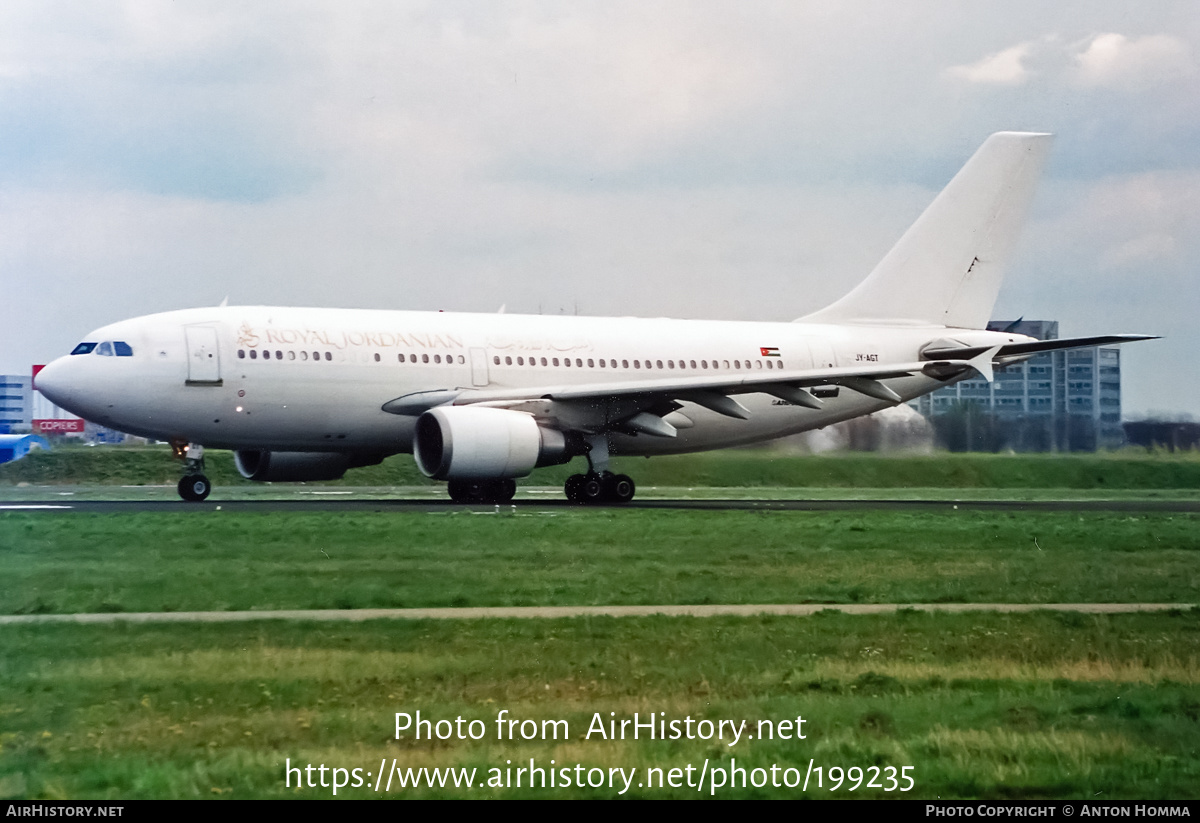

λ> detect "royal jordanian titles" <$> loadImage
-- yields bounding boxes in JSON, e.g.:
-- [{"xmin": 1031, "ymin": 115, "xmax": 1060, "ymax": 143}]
[{"xmin": 35, "ymin": 133, "xmax": 1154, "ymax": 503}]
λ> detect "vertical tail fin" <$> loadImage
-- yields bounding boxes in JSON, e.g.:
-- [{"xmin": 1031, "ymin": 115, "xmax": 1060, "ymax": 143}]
[{"xmin": 801, "ymin": 132, "xmax": 1053, "ymax": 329}]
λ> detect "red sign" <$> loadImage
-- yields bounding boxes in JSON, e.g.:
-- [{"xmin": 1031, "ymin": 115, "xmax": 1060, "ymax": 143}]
[
  {"xmin": 31, "ymin": 364, "xmax": 44, "ymax": 390},
  {"xmin": 33, "ymin": 419, "xmax": 86, "ymax": 433}
]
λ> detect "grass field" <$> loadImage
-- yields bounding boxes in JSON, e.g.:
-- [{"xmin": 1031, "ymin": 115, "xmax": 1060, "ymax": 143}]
[
  {"xmin": 2, "ymin": 612, "xmax": 1198, "ymax": 799},
  {"xmin": 2, "ymin": 450, "xmax": 1198, "ymax": 799},
  {"xmin": 1, "ymin": 510, "xmax": 1198, "ymax": 616}
]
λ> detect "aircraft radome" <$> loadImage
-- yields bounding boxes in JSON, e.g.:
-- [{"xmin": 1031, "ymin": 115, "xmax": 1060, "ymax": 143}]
[{"xmin": 35, "ymin": 132, "xmax": 1154, "ymax": 504}]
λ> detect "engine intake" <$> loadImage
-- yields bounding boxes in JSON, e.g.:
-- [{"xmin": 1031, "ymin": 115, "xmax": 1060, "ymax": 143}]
[
  {"xmin": 234, "ymin": 450, "xmax": 353, "ymax": 482},
  {"xmin": 414, "ymin": 406, "xmax": 569, "ymax": 480}
]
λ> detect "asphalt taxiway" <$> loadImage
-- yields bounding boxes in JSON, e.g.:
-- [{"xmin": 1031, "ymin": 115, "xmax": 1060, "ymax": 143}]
[
  {"xmin": 0, "ymin": 602, "xmax": 1192, "ymax": 626},
  {"xmin": 2, "ymin": 498, "xmax": 1198, "ymax": 513}
]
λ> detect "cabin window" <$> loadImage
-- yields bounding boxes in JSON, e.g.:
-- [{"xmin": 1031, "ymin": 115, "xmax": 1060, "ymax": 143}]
[
  {"xmin": 587, "ymin": 359, "xmax": 594, "ymax": 368},
  {"xmin": 493, "ymin": 356, "xmax": 500, "ymax": 365},
  {"xmin": 289, "ymin": 351, "xmax": 296, "ymax": 361},
  {"xmin": 421, "ymin": 354, "xmax": 429, "ymax": 364},
  {"xmin": 301, "ymin": 351, "xmax": 309, "ymax": 361},
  {"xmin": 434, "ymin": 354, "xmax": 442, "ymax": 364},
  {"xmin": 700, "ymin": 360, "xmax": 707, "ymax": 369},
  {"xmin": 312, "ymin": 351, "xmax": 319, "ymax": 361},
  {"xmin": 71, "ymin": 342, "xmax": 98, "ymax": 355},
  {"xmin": 655, "ymin": 360, "xmax": 663, "ymax": 370},
  {"xmin": 540, "ymin": 357, "xmax": 547, "ymax": 366},
  {"xmin": 324, "ymin": 352, "xmax": 332, "ymax": 361},
  {"xmin": 250, "ymin": 350, "xmax": 258, "ymax": 360},
  {"xmin": 237, "ymin": 349, "xmax": 245, "ymax": 360},
  {"xmin": 374, "ymin": 353, "xmax": 380, "ymax": 362},
  {"xmin": 517, "ymin": 356, "xmax": 524, "ymax": 366},
  {"xmin": 504, "ymin": 356, "xmax": 512, "ymax": 365},
  {"xmin": 553, "ymin": 358, "xmax": 559, "ymax": 366},
  {"xmin": 633, "ymin": 360, "xmax": 640, "ymax": 369}
]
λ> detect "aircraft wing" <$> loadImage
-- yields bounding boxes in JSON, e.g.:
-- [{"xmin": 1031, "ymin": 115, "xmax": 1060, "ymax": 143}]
[{"xmin": 382, "ymin": 352, "xmax": 996, "ymax": 437}]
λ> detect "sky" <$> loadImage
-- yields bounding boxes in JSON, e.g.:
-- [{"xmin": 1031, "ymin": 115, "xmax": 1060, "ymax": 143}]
[{"xmin": 1, "ymin": 1, "xmax": 1197, "ymax": 418}]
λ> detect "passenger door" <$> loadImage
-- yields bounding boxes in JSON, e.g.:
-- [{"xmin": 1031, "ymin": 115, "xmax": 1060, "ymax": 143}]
[{"xmin": 185, "ymin": 326, "xmax": 222, "ymax": 385}]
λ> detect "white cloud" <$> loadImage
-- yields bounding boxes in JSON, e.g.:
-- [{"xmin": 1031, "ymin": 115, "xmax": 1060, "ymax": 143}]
[
  {"xmin": 946, "ymin": 42, "xmax": 1034, "ymax": 85},
  {"xmin": 1072, "ymin": 33, "xmax": 1194, "ymax": 89}
]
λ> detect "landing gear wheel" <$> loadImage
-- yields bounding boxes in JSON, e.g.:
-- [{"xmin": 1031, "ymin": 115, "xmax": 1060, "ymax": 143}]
[
  {"xmin": 494, "ymin": 479, "xmax": 517, "ymax": 503},
  {"xmin": 448, "ymin": 479, "xmax": 517, "ymax": 504},
  {"xmin": 604, "ymin": 473, "xmax": 636, "ymax": 503},
  {"xmin": 578, "ymin": 474, "xmax": 606, "ymax": 504},
  {"xmin": 564, "ymin": 474, "xmax": 584, "ymax": 503},
  {"xmin": 178, "ymin": 474, "xmax": 212, "ymax": 502},
  {"xmin": 447, "ymin": 480, "xmax": 475, "ymax": 503}
]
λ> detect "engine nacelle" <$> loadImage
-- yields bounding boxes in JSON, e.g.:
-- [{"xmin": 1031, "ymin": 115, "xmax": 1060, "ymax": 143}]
[
  {"xmin": 414, "ymin": 406, "xmax": 569, "ymax": 480},
  {"xmin": 234, "ymin": 450, "xmax": 352, "ymax": 482}
]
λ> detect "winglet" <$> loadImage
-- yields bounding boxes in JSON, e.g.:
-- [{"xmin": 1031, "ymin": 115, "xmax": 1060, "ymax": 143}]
[{"xmin": 969, "ymin": 346, "xmax": 1001, "ymax": 383}]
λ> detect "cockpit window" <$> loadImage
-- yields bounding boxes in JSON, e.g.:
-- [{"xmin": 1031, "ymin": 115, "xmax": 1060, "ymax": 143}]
[
  {"xmin": 114, "ymin": 341, "xmax": 133, "ymax": 356},
  {"xmin": 96, "ymin": 342, "xmax": 115, "ymax": 357},
  {"xmin": 71, "ymin": 342, "xmax": 98, "ymax": 355}
]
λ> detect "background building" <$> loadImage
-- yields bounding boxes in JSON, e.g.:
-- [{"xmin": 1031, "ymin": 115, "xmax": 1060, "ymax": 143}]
[
  {"xmin": 909, "ymin": 320, "xmax": 1124, "ymax": 451},
  {"xmin": 0, "ymin": 375, "xmax": 32, "ymax": 434},
  {"xmin": 0, "ymin": 433, "xmax": 50, "ymax": 464}
]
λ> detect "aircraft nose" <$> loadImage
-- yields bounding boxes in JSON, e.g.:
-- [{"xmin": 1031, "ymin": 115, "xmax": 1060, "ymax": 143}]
[{"xmin": 34, "ymin": 358, "xmax": 74, "ymax": 409}]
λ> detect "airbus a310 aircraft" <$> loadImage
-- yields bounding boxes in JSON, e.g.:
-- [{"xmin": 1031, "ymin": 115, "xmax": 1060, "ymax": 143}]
[{"xmin": 35, "ymin": 132, "xmax": 1153, "ymax": 503}]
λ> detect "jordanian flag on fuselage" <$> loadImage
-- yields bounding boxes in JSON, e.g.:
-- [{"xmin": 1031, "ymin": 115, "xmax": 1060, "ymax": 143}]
[{"xmin": 760, "ymin": 347, "xmax": 780, "ymax": 357}]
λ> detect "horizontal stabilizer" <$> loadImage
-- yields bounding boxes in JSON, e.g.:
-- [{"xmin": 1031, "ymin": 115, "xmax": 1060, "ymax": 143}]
[{"xmin": 922, "ymin": 334, "xmax": 1158, "ymax": 361}]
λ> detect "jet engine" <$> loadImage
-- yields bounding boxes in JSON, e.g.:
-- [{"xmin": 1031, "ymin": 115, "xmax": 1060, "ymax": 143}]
[
  {"xmin": 414, "ymin": 406, "xmax": 570, "ymax": 480},
  {"xmin": 234, "ymin": 450, "xmax": 356, "ymax": 482}
]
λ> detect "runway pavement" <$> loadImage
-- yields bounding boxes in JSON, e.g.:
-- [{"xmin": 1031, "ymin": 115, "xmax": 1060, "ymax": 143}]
[
  {"xmin": 1, "ymin": 498, "xmax": 1199, "ymax": 513},
  {"xmin": 0, "ymin": 602, "xmax": 1192, "ymax": 626}
]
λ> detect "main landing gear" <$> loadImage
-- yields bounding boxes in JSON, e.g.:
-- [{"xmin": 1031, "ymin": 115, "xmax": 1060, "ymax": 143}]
[
  {"xmin": 563, "ymin": 433, "xmax": 635, "ymax": 505},
  {"xmin": 564, "ymin": 471, "xmax": 635, "ymax": 505},
  {"xmin": 172, "ymin": 440, "xmax": 212, "ymax": 502},
  {"xmin": 448, "ymin": 478, "xmax": 517, "ymax": 504}
]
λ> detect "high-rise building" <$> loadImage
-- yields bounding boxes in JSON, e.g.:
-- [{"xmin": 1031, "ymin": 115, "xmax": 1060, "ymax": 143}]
[
  {"xmin": 909, "ymin": 320, "xmax": 1123, "ymax": 451},
  {"xmin": 0, "ymin": 375, "xmax": 32, "ymax": 434}
]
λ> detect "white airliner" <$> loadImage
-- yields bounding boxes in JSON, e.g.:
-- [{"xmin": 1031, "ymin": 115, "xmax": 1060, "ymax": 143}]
[{"xmin": 35, "ymin": 132, "xmax": 1152, "ymax": 503}]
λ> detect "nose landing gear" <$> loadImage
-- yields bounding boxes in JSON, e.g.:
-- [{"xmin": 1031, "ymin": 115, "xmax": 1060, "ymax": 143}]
[{"xmin": 172, "ymin": 440, "xmax": 212, "ymax": 502}]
